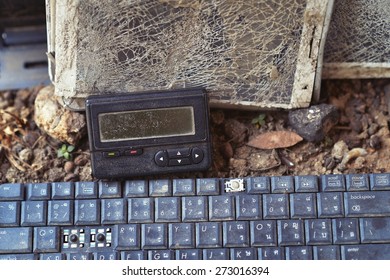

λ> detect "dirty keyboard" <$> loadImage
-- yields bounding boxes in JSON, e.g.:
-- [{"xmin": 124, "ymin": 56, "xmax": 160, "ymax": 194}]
[{"xmin": 1, "ymin": 173, "xmax": 390, "ymax": 260}]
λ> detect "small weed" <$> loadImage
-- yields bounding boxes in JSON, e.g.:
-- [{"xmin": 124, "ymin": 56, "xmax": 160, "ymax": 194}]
[
  {"xmin": 251, "ymin": 113, "xmax": 266, "ymax": 128},
  {"xmin": 57, "ymin": 144, "xmax": 75, "ymax": 160}
]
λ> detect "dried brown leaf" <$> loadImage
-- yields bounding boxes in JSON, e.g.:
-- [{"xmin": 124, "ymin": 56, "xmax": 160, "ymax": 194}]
[{"xmin": 247, "ymin": 131, "xmax": 303, "ymax": 150}]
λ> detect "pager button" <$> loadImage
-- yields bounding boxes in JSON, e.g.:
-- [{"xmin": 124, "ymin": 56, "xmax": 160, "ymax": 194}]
[
  {"xmin": 154, "ymin": 151, "xmax": 168, "ymax": 167},
  {"xmin": 191, "ymin": 148, "xmax": 204, "ymax": 164}
]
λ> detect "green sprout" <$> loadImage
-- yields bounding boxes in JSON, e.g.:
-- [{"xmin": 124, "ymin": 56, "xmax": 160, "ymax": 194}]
[
  {"xmin": 57, "ymin": 144, "xmax": 75, "ymax": 160},
  {"xmin": 251, "ymin": 113, "xmax": 266, "ymax": 128}
]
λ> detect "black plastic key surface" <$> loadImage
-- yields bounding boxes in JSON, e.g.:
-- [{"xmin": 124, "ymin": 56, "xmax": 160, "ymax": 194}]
[
  {"xmin": 182, "ymin": 196, "xmax": 207, "ymax": 222},
  {"xmin": 294, "ymin": 175, "xmax": 319, "ymax": 192},
  {"xmin": 27, "ymin": 183, "xmax": 51, "ymax": 200},
  {"xmin": 75, "ymin": 182, "xmax": 98, "ymax": 198},
  {"xmin": 196, "ymin": 178, "xmax": 219, "ymax": 195},
  {"xmin": 173, "ymin": 179, "xmax": 196, "ymax": 196},
  {"xmin": 286, "ymin": 246, "xmax": 312, "ymax": 260},
  {"xmin": 33, "ymin": 227, "xmax": 60, "ymax": 253},
  {"xmin": 121, "ymin": 250, "xmax": 147, "ymax": 260},
  {"xmin": 52, "ymin": 182, "xmax": 74, "ymax": 199},
  {"xmin": 236, "ymin": 194, "xmax": 262, "ymax": 220},
  {"xmin": 169, "ymin": 223, "xmax": 195, "ymax": 249},
  {"xmin": 305, "ymin": 219, "xmax": 332, "ymax": 245},
  {"xmin": 99, "ymin": 181, "xmax": 121, "ymax": 198},
  {"xmin": 0, "ymin": 183, "xmax": 24, "ymax": 201},
  {"xmin": 209, "ymin": 196, "xmax": 234, "ymax": 221},
  {"xmin": 149, "ymin": 179, "xmax": 172, "ymax": 197},
  {"xmin": 321, "ymin": 174, "xmax": 345, "ymax": 192},
  {"xmin": 116, "ymin": 224, "xmax": 140, "ymax": 250},
  {"xmin": 125, "ymin": 180, "xmax": 148, "ymax": 197},
  {"xmin": 230, "ymin": 248, "xmax": 257, "ymax": 260},
  {"xmin": 149, "ymin": 250, "xmax": 174, "ymax": 260},
  {"xmin": 341, "ymin": 244, "xmax": 390, "ymax": 260},
  {"xmin": 0, "ymin": 201, "xmax": 20, "ymax": 226},
  {"xmin": 101, "ymin": 199, "xmax": 126, "ymax": 224},
  {"xmin": 345, "ymin": 191, "xmax": 390, "ymax": 217},
  {"xmin": 141, "ymin": 224, "xmax": 167, "ymax": 249},
  {"xmin": 271, "ymin": 176, "xmax": 294, "ymax": 193},
  {"xmin": 317, "ymin": 192, "xmax": 344, "ymax": 217},
  {"xmin": 203, "ymin": 248, "xmax": 229, "ymax": 260},
  {"xmin": 0, "ymin": 227, "xmax": 32, "ymax": 253},
  {"xmin": 21, "ymin": 201, "xmax": 47, "ymax": 226},
  {"xmin": 223, "ymin": 221, "xmax": 250, "ymax": 247},
  {"xmin": 40, "ymin": 253, "xmax": 66, "ymax": 260},
  {"xmin": 250, "ymin": 220, "xmax": 277, "ymax": 246},
  {"xmin": 360, "ymin": 217, "xmax": 390, "ymax": 243},
  {"xmin": 75, "ymin": 199, "xmax": 100, "ymax": 225},
  {"xmin": 370, "ymin": 173, "xmax": 390, "ymax": 190},
  {"xmin": 258, "ymin": 247, "xmax": 284, "ymax": 260},
  {"xmin": 0, "ymin": 254, "xmax": 37, "ymax": 260},
  {"xmin": 128, "ymin": 198, "xmax": 154, "ymax": 223},
  {"xmin": 345, "ymin": 174, "xmax": 369, "ymax": 191},
  {"xmin": 48, "ymin": 200, "xmax": 73, "ymax": 225},
  {"xmin": 196, "ymin": 222, "xmax": 222, "ymax": 248},
  {"xmin": 278, "ymin": 220, "xmax": 304, "ymax": 246},
  {"xmin": 332, "ymin": 218, "xmax": 360, "ymax": 244},
  {"xmin": 247, "ymin": 177, "xmax": 270, "ymax": 194},
  {"xmin": 155, "ymin": 197, "xmax": 181, "ymax": 222},
  {"xmin": 176, "ymin": 249, "xmax": 202, "ymax": 260},
  {"xmin": 263, "ymin": 194, "xmax": 289, "ymax": 219},
  {"xmin": 313, "ymin": 245, "xmax": 340, "ymax": 260},
  {"xmin": 290, "ymin": 193, "xmax": 317, "ymax": 218}
]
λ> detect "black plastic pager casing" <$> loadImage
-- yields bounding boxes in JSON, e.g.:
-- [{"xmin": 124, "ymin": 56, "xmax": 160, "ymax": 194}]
[{"xmin": 86, "ymin": 88, "xmax": 212, "ymax": 179}]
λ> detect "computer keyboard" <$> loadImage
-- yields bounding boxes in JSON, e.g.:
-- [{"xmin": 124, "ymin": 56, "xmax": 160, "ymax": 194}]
[{"xmin": 1, "ymin": 173, "xmax": 390, "ymax": 260}]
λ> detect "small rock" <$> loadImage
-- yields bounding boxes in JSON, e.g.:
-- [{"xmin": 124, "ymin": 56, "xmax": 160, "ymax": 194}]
[
  {"xmin": 288, "ymin": 104, "xmax": 339, "ymax": 142},
  {"xmin": 331, "ymin": 140, "xmax": 349, "ymax": 161},
  {"xmin": 64, "ymin": 161, "xmax": 75, "ymax": 173},
  {"xmin": 18, "ymin": 148, "xmax": 33, "ymax": 164},
  {"xmin": 74, "ymin": 154, "xmax": 89, "ymax": 166},
  {"xmin": 34, "ymin": 85, "xmax": 86, "ymax": 145}
]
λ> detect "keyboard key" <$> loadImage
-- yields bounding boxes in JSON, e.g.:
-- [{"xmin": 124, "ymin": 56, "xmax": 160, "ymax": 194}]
[
  {"xmin": 277, "ymin": 220, "xmax": 304, "ymax": 246},
  {"xmin": 230, "ymin": 248, "xmax": 257, "ymax": 260},
  {"xmin": 33, "ymin": 227, "xmax": 60, "ymax": 253},
  {"xmin": 0, "ymin": 254, "xmax": 37, "ymax": 260},
  {"xmin": 155, "ymin": 197, "xmax": 181, "ymax": 222},
  {"xmin": 250, "ymin": 220, "xmax": 277, "ymax": 246},
  {"xmin": 94, "ymin": 252, "xmax": 119, "ymax": 260},
  {"xmin": 48, "ymin": 200, "xmax": 73, "ymax": 225},
  {"xmin": 332, "ymin": 218, "xmax": 360, "ymax": 244},
  {"xmin": 196, "ymin": 178, "xmax": 219, "ymax": 195},
  {"xmin": 148, "ymin": 250, "xmax": 174, "ymax": 260},
  {"xmin": 0, "ymin": 201, "xmax": 20, "ymax": 226},
  {"xmin": 142, "ymin": 224, "xmax": 167, "ymax": 249},
  {"xmin": 223, "ymin": 221, "xmax": 249, "ymax": 247},
  {"xmin": 203, "ymin": 248, "xmax": 229, "ymax": 260},
  {"xmin": 320, "ymin": 174, "xmax": 345, "ymax": 191},
  {"xmin": 290, "ymin": 193, "xmax": 317, "ymax": 218},
  {"xmin": 305, "ymin": 219, "xmax": 332, "ymax": 245},
  {"xmin": 247, "ymin": 176, "xmax": 270, "ymax": 194},
  {"xmin": 101, "ymin": 199, "xmax": 126, "ymax": 224},
  {"xmin": 27, "ymin": 183, "xmax": 51, "ymax": 200},
  {"xmin": 0, "ymin": 183, "xmax": 24, "ymax": 201},
  {"xmin": 271, "ymin": 176, "xmax": 294, "ymax": 193},
  {"xmin": 74, "ymin": 199, "xmax": 100, "ymax": 225},
  {"xmin": 128, "ymin": 198, "xmax": 154, "ymax": 223},
  {"xmin": 121, "ymin": 251, "xmax": 147, "ymax": 260},
  {"xmin": 369, "ymin": 173, "xmax": 390, "ymax": 190},
  {"xmin": 263, "ymin": 194, "xmax": 289, "ymax": 219},
  {"xmin": 196, "ymin": 222, "xmax": 222, "ymax": 248},
  {"xmin": 209, "ymin": 196, "xmax": 235, "ymax": 221},
  {"xmin": 313, "ymin": 245, "xmax": 340, "ymax": 260},
  {"xmin": 294, "ymin": 175, "xmax": 319, "ymax": 192},
  {"xmin": 345, "ymin": 174, "xmax": 369, "ymax": 191},
  {"xmin": 345, "ymin": 190, "xmax": 390, "ymax": 217},
  {"xmin": 173, "ymin": 179, "xmax": 196, "ymax": 196},
  {"xmin": 67, "ymin": 253, "xmax": 92, "ymax": 260},
  {"xmin": 149, "ymin": 179, "xmax": 172, "ymax": 196},
  {"xmin": 169, "ymin": 223, "xmax": 195, "ymax": 249},
  {"xmin": 317, "ymin": 192, "xmax": 344, "ymax": 217},
  {"xmin": 286, "ymin": 246, "xmax": 312, "ymax": 260},
  {"xmin": 182, "ymin": 196, "xmax": 208, "ymax": 222},
  {"xmin": 52, "ymin": 182, "xmax": 74, "ymax": 199},
  {"xmin": 0, "ymin": 227, "xmax": 32, "ymax": 253},
  {"xmin": 75, "ymin": 181, "xmax": 98, "ymax": 198},
  {"xmin": 99, "ymin": 181, "xmax": 121, "ymax": 198},
  {"xmin": 125, "ymin": 180, "xmax": 148, "ymax": 197},
  {"xmin": 40, "ymin": 253, "xmax": 66, "ymax": 260},
  {"xmin": 21, "ymin": 201, "xmax": 47, "ymax": 226},
  {"xmin": 341, "ymin": 244, "xmax": 390, "ymax": 260},
  {"xmin": 116, "ymin": 224, "xmax": 140, "ymax": 250},
  {"xmin": 236, "ymin": 194, "xmax": 262, "ymax": 220},
  {"xmin": 360, "ymin": 217, "xmax": 390, "ymax": 243},
  {"xmin": 176, "ymin": 249, "xmax": 202, "ymax": 260},
  {"xmin": 258, "ymin": 247, "xmax": 284, "ymax": 260}
]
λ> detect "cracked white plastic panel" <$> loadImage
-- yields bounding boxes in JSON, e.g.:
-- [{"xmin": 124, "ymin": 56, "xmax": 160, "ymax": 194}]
[
  {"xmin": 323, "ymin": 0, "xmax": 390, "ymax": 79},
  {"xmin": 49, "ymin": 0, "xmax": 331, "ymax": 110}
]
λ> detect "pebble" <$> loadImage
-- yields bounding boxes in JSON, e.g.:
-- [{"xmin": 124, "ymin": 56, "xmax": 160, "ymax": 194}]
[
  {"xmin": 288, "ymin": 104, "xmax": 339, "ymax": 142},
  {"xmin": 64, "ymin": 161, "xmax": 75, "ymax": 173}
]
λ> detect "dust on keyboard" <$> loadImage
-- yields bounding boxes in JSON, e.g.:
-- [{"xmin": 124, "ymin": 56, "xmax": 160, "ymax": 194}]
[{"xmin": 0, "ymin": 173, "xmax": 390, "ymax": 260}]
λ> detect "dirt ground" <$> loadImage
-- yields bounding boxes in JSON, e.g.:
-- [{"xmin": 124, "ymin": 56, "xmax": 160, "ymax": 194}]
[{"xmin": 1, "ymin": 79, "xmax": 390, "ymax": 183}]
